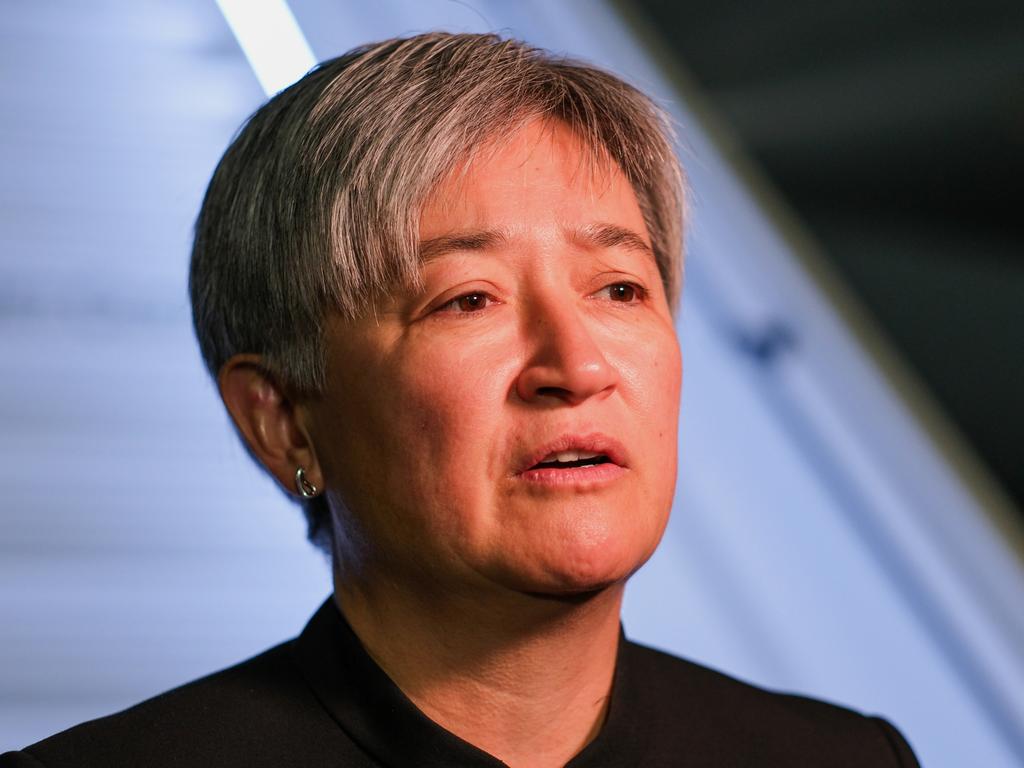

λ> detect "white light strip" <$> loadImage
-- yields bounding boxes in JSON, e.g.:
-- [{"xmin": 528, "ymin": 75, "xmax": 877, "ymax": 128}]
[{"xmin": 215, "ymin": 0, "xmax": 317, "ymax": 96}]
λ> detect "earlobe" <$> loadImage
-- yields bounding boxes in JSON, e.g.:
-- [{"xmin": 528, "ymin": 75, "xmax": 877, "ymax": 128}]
[{"xmin": 217, "ymin": 355, "xmax": 322, "ymax": 496}]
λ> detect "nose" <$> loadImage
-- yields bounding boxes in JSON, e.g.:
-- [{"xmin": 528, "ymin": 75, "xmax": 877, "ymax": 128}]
[{"xmin": 515, "ymin": 299, "xmax": 619, "ymax": 406}]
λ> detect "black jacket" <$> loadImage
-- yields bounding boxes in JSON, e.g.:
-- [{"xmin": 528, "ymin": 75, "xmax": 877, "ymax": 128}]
[{"xmin": 1, "ymin": 599, "xmax": 920, "ymax": 766}]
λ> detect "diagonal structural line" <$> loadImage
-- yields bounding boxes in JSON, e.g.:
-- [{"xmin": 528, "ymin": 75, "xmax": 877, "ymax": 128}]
[{"xmin": 215, "ymin": 0, "xmax": 316, "ymax": 96}]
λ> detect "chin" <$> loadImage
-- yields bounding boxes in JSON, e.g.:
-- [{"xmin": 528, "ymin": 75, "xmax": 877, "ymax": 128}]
[
  {"xmin": 485, "ymin": 497, "xmax": 670, "ymax": 601},
  {"xmin": 524, "ymin": 585, "xmax": 612, "ymax": 606},
  {"xmin": 518, "ymin": 527, "xmax": 659, "ymax": 599}
]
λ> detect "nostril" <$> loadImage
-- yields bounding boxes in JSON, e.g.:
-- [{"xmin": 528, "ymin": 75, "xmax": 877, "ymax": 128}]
[
  {"xmin": 535, "ymin": 386, "xmax": 571, "ymax": 399},
  {"xmin": 515, "ymin": 352, "xmax": 618, "ymax": 405}
]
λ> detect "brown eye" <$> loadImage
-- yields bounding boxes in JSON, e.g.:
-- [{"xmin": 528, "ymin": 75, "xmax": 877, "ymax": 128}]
[
  {"xmin": 607, "ymin": 283, "xmax": 638, "ymax": 302},
  {"xmin": 437, "ymin": 292, "xmax": 493, "ymax": 314},
  {"xmin": 456, "ymin": 293, "xmax": 488, "ymax": 312}
]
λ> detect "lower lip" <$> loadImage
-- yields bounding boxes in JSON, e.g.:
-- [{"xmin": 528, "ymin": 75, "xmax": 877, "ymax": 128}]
[{"xmin": 518, "ymin": 463, "xmax": 627, "ymax": 487}]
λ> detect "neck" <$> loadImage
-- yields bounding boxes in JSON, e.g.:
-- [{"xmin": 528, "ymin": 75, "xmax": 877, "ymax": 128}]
[{"xmin": 333, "ymin": 572, "xmax": 624, "ymax": 768}]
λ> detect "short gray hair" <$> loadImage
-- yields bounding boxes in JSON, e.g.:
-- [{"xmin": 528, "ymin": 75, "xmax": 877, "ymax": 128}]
[{"xmin": 190, "ymin": 32, "xmax": 685, "ymax": 550}]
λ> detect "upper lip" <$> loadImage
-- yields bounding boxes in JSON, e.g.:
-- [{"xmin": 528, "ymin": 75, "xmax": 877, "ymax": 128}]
[{"xmin": 516, "ymin": 433, "xmax": 628, "ymax": 474}]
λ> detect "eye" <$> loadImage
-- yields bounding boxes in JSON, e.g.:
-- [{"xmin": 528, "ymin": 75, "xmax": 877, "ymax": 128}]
[
  {"xmin": 436, "ymin": 291, "xmax": 494, "ymax": 314},
  {"xmin": 599, "ymin": 282, "xmax": 645, "ymax": 303}
]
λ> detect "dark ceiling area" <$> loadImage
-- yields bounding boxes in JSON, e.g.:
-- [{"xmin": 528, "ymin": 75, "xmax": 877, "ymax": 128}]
[{"xmin": 632, "ymin": 0, "xmax": 1024, "ymax": 515}]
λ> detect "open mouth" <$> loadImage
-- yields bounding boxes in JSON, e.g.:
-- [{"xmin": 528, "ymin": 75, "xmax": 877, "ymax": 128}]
[
  {"xmin": 531, "ymin": 451, "xmax": 612, "ymax": 470},
  {"xmin": 516, "ymin": 435, "xmax": 627, "ymax": 484}
]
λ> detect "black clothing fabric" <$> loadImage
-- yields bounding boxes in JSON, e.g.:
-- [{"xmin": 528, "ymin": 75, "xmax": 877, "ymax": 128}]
[{"xmin": 1, "ymin": 598, "xmax": 920, "ymax": 766}]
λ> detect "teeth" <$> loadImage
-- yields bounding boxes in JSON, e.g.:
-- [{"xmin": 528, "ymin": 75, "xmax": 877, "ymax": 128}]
[{"xmin": 545, "ymin": 450, "xmax": 601, "ymax": 464}]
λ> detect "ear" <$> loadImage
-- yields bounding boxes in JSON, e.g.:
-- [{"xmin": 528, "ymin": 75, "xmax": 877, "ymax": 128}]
[{"xmin": 218, "ymin": 354, "xmax": 322, "ymax": 497}]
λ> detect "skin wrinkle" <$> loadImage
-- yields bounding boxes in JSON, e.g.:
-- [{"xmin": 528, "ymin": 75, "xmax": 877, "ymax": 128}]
[{"xmin": 417, "ymin": 222, "xmax": 654, "ymax": 267}]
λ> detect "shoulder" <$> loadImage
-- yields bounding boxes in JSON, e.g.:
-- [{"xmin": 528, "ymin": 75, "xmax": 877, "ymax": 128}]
[
  {"xmin": 0, "ymin": 641, "xmax": 367, "ymax": 768},
  {"xmin": 622, "ymin": 640, "xmax": 920, "ymax": 767}
]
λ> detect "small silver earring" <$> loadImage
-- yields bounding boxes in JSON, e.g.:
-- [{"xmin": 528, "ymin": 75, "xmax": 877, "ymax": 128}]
[{"xmin": 295, "ymin": 467, "xmax": 319, "ymax": 498}]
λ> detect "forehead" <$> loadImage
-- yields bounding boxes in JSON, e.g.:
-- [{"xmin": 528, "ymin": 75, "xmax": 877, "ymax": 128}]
[{"xmin": 418, "ymin": 120, "xmax": 649, "ymax": 249}]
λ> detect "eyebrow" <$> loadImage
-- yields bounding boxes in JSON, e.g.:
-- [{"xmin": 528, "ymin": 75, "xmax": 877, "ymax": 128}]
[
  {"xmin": 570, "ymin": 223, "xmax": 654, "ymax": 259},
  {"xmin": 416, "ymin": 222, "xmax": 654, "ymax": 263},
  {"xmin": 418, "ymin": 229, "xmax": 510, "ymax": 263}
]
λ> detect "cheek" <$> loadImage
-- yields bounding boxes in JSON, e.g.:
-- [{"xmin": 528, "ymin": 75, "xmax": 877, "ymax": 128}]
[
  {"xmin": 657, "ymin": 333, "xmax": 683, "ymax": 427},
  {"xmin": 652, "ymin": 332, "xmax": 682, "ymax": 460},
  {"xmin": 384, "ymin": 338, "xmax": 520, "ymax": 499},
  {"xmin": 616, "ymin": 326, "xmax": 681, "ymax": 491},
  {"xmin": 399, "ymin": 341, "xmax": 510, "ymax": 436},
  {"xmin": 323, "ymin": 356, "xmax": 499, "ymax": 563},
  {"xmin": 618, "ymin": 325, "xmax": 681, "ymax": 422},
  {"xmin": 368, "ymin": 342, "xmax": 521, "ymax": 563}
]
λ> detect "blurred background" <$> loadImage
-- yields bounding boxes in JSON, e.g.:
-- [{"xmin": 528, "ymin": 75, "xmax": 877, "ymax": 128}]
[
  {"xmin": 1, "ymin": 2, "xmax": 1022, "ymax": 766},
  {"xmin": 634, "ymin": 0, "xmax": 1024, "ymax": 520}
]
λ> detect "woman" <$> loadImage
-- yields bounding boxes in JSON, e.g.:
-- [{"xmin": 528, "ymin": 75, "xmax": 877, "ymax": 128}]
[{"xmin": 1, "ymin": 33, "xmax": 919, "ymax": 767}]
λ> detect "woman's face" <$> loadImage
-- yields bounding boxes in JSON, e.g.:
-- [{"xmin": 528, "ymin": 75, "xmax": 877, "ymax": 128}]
[{"xmin": 308, "ymin": 121, "xmax": 681, "ymax": 601}]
